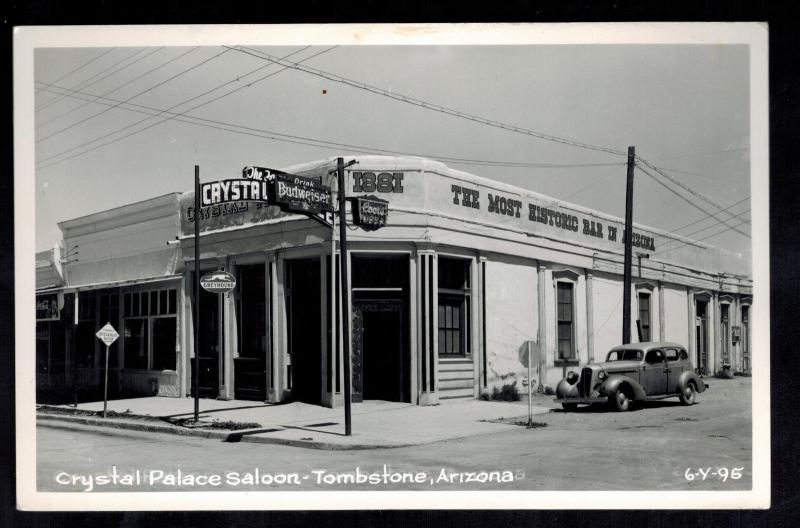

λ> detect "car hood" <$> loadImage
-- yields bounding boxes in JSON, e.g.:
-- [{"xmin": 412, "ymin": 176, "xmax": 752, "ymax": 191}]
[{"xmin": 589, "ymin": 360, "xmax": 641, "ymax": 372}]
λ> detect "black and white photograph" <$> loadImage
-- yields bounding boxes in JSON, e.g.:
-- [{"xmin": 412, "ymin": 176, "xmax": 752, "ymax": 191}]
[{"xmin": 14, "ymin": 23, "xmax": 769, "ymax": 510}]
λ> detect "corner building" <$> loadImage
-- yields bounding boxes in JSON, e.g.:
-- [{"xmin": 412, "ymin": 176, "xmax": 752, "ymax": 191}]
[{"xmin": 35, "ymin": 156, "xmax": 753, "ymax": 406}]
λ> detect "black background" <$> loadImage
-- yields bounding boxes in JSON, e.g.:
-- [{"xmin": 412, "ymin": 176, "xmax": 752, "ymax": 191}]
[{"xmin": 1, "ymin": 2, "xmax": 797, "ymax": 527}]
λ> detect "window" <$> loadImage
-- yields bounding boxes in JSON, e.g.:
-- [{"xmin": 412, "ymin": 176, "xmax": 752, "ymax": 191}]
[
  {"xmin": 606, "ymin": 349, "xmax": 643, "ymax": 362},
  {"xmin": 638, "ymin": 292, "xmax": 651, "ymax": 341},
  {"xmin": 437, "ymin": 257, "xmax": 471, "ymax": 356},
  {"xmin": 123, "ymin": 287, "xmax": 177, "ymax": 370},
  {"xmin": 645, "ymin": 349, "xmax": 664, "ymax": 364},
  {"xmin": 557, "ymin": 282, "xmax": 575, "ymax": 360},
  {"xmin": 721, "ymin": 304, "xmax": 730, "ymax": 363},
  {"xmin": 76, "ymin": 293, "xmax": 97, "ymax": 368},
  {"xmin": 665, "ymin": 348, "xmax": 679, "ymax": 362}
]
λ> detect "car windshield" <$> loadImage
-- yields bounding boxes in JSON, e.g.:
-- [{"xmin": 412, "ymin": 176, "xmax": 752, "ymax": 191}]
[{"xmin": 606, "ymin": 349, "xmax": 643, "ymax": 362}]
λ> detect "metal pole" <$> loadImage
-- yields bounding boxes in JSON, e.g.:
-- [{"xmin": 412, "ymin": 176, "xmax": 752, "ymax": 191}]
[
  {"xmin": 337, "ymin": 157, "xmax": 353, "ymax": 436},
  {"xmin": 527, "ymin": 341, "xmax": 532, "ymax": 427},
  {"xmin": 194, "ymin": 165, "xmax": 201, "ymax": 423},
  {"xmin": 622, "ymin": 146, "xmax": 635, "ymax": 344},
  {"xmin": 103, "ymin": 343, "xmax": 110, "ymax": 418}
]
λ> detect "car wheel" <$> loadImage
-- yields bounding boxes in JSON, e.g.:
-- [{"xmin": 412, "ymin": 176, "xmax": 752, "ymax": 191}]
[
  {"xmin": 561, "ymin": 402, "xmax": 577, "ymax": 412},
  {"xmin": 612, "ymin": 388, "xmax": 632, "ymax": 412},
  {"xmin": 679, "ymin": 382, "xmax": 697, "ymax": 405}
]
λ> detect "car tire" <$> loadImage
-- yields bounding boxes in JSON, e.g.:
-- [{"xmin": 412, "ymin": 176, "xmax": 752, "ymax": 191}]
[
  {"xmin": 679, "ymin": 382, "xmax": 697, "ymax": 405},
  {"xmin": 561, "ymin": 402, "xmax": 577, "ymax": 412},
  {"xmin": 612, "ymin": 388, "xmax": 632, "ymax": 412}
]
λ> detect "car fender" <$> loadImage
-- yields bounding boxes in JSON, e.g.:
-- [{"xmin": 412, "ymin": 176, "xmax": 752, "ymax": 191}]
[
  {"xmin": 555, "ymin": 379, "xmax": 579, "ymax": 399},
  {"xmin": 603, "ymin": 375, "xmax": 647, "ymax": 400},
  {"xmin": 678, "ymin": 370, "xmax": 707, "ymax": 393}
]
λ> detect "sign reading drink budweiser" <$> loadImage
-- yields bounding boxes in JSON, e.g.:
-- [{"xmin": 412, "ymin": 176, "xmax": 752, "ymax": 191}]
[
  {"xmin": 200, "ymin": 270, "xmax": 237, "ymax": 294},
  {"xmin": 351, "ymin": 195, "xmax": 389, "ymax": 230},
  {"xmin": 270, "ymin": 173, "xmax": 332, "ymax": 215}
]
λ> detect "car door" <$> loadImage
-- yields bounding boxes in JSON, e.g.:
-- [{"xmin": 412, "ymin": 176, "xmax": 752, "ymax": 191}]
[
  {"xmin": 664, "ymin": 348, "xmax": 684, "ymax": 393},
  {"xmin": 641, "ymin": 349, "xmax": 668, "ymax": 395}
]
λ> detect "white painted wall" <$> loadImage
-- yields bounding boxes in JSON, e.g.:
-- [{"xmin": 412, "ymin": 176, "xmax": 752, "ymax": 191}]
[
  {"xmin": 484, "ymin": 257, "xmax": 538, "ymax": 391},
  {"xmin": 592, "ymin": 275, "xmax": 624, "ymax": 361},
  {"xmin": 663, "ymin": 284, "xmax": 690, "ymax": 346}
]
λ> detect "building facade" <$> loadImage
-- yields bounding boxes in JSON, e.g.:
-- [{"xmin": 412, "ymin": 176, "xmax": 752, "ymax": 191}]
[{"xmin": 35, "ymin": 156, "xmax": 753, "ymax": 406}]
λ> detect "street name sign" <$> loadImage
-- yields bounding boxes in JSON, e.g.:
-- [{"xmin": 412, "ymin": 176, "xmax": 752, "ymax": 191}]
[{"xmin": 95, "ymin": 323, "xmax": 119, "ymax": 346}]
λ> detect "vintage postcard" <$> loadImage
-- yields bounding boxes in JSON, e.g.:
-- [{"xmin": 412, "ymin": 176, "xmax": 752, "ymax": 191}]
[{"xmin": 14, "ymin": 23, "xmax": 769, "ymax": 510}]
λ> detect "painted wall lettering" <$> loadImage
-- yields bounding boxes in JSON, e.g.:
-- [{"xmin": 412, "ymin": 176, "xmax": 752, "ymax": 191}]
[
  {"xmin": 607, "ymin": 226, "xmax": 617, "ymax": 242},
  {"xmin": 450, "ymin": 185, "xmax": 480, "ymax": 209},
  {"xmin": 582, "ymin": 219, "xmax": 603, "ymax": 239},
  {"xmin": 352, "ymin": 172, "xmax": 404, "ymax": 193},
  {"xmin": 487, "ymin": 194, "xmax": 522, "ymax": 218}
]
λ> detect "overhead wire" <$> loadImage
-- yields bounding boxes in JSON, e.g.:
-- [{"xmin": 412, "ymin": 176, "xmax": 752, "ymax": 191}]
[
  {"xmin": 36, "ymin": 47, "xmax": 226, "ymax": 144},
  {"xmin": 659, "ymin": 213, "xmax": 752, "ymax": 254},
  {"xmin": 36, "ymin": 81, "xmax": 629, "ymax": 171},
  {"xmin": 35, "ymin": 47, "xmax": 116, "ymax": 94},
  {"xmin": 35, "ymin": 47, "xmax": 153, "ymax": 112},
  {"xmin": 226, "ymin": 45, "xmax": 629, "ymax": 159},
  {"xmin": 634, "ymin": 163, "xmax": 749, "ymax": 238},
  {"xmin": 35, "ymin": 46, "xmax": 325, "ymax": 169},
  {"xmin": 36, "ymin": 47, "xmax": 199, "ymax": 132}
]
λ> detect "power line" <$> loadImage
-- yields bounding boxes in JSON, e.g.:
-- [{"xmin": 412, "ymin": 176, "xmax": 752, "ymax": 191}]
[
  {"xmin": 37, "ymin": 47, "xmax": 225, "ymax": 144},
  {"xmin": 36, "ymin": 48, "xmax": 151, "ymax": 112},
  {"xmin": 662, "ymin": 195, "xmax": 750, "ymax": 237},
  {"xmin": 660, "ymin": 213, "xmax": 752, "ymax": 253},
  {"xmin": 35, "ymin": 47, "xmax": 116, "ymax": 94},
  {"xmin": 634, "ymin": 163, "xmax": 750, "ymax": 238},
  {"xmin": 36, "ymin": 80, "xmax": 628, "ymax": 171},
  {"xmin": 660, "ymin": 207, "xmax": 751, "ymax": 251},
  {"xmin": 35, "ymin": 46, "xmax": 332, "ymax": 170},
  {"xmin": 226, "ymin": 45, "xmax": 629, "ymax": 159},
  {"xmin": 36, "ymin": 47, "xmax": 198, "ymax": 132},
  {"xmin": 636, "ymin": 156, "xmax": 748, "ymax": 224},
  {"xmin": 561, "ymin": 164, "xmax": 623, "ymax": 200}
]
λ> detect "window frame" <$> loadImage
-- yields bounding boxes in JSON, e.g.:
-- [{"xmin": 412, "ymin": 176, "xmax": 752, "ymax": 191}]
[
  {"xmin": 437, "ymin": 256, "xmax": 472, "ymax": 358},
  {"xmin": 122, "ymin": 286, "xmax": 178, "ymax": 371},
  {"xmin": 552, "ymin": 269, "xmax": 580, "ymax": 365},
  {"xmin": 637, "ymin": 291, "xmax": 652, "ymax": 342}
]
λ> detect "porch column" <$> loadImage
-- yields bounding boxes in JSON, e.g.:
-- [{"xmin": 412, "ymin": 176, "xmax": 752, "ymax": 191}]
[
  {"xmin": 417, "ymin": 249, "xmax": 438, "ymax": 405},
  {"xmin": 585, "ymin": 270, "xmax": 594, "ymax": 364},
  {"xmin": 658, "ymin": 281, "xmax": 665, "ymax": 342},
  {"xmin": 537, "ymin": 264, "xmax": 547, "ymax": 388}
]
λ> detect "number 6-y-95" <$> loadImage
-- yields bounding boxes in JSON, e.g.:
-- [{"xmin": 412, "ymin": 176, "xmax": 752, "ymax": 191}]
[{"xmin": 684, "ymin": 467, "xmax": 744, "ymax": 482}]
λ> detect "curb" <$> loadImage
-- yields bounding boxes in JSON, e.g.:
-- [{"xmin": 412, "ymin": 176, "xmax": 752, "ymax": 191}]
[{"xmin": 36, "ymin": 413, "xmax": 414, "ymax": 450}]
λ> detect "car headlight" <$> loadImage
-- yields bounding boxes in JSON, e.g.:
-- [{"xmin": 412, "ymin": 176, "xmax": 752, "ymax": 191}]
[
  {"xmin": 566, "ymin": 371, "xmax": 578, "ymax": 384},
  {"xmin": 598, "ymin": 371, "xmax": 607, "ymax": 380}
]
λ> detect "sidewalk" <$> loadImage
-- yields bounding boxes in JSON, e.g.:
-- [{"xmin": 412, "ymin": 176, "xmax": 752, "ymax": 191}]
[{"xmin": 37, "ymin": 396, "xmax": 552, "ymax": 450}]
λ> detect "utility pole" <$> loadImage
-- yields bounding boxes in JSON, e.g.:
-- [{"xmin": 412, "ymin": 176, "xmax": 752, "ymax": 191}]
[
  {"xmin": 622, "ymin": 146, "xmax": 635, "ymax": 344},
  {"xmin": 193, "ymin": 165, "xmax": 201, "ymax": 423},
  {"xmin": 336, "ymin": 157, "xmax": 353, "ymax": 436}
]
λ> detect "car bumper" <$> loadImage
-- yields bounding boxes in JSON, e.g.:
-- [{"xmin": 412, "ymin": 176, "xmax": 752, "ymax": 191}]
[{"xmin": 554, "ymin": 396, "xmax": 609, "ymax": 404}]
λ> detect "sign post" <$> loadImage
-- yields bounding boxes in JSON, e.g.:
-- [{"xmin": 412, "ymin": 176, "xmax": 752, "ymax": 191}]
[
  {"xmin": 95, "ymin": 322, "xmax": 119, "ymax": 418},
  {"xmin": 194, "ymin": 165, "xmax": 201, "ymax": 423},
  {"xmin": 337, "ymin": 157, "xmax": 353, "ymax": 436}
]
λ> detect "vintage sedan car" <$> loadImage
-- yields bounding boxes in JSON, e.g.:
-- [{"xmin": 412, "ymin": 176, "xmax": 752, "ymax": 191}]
[{"xmin": 554, "ymin": 342, "xmax": 708, "ymax": 411}]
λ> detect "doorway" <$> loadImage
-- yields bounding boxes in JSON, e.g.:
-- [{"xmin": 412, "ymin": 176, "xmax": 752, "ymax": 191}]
[
  {"xmin": 234, "ymin": 263, "xmax": 268, "ymax": 400},
  {"xmin": 352, "ymin": 299, "xmax": 408, "ymax": 402},
  {"xmin": 191, "ymin": 271, "xmax": 222, "ymax": 397},
  {"xmin": 695, "ymin": 300, "xmax": 708, "ymax": 374},
  {"xmin": 286, "ymin": 258, "xmax": 322, "ymax": 405}
]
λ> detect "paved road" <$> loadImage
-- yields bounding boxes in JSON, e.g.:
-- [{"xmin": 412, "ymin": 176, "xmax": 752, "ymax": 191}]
[{"xmin": 37, "ymin": 377, "xmax": 752, "ymax": 492}]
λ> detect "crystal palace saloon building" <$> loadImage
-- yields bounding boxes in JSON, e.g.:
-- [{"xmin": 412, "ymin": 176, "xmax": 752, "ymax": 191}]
[{"xmin": 35, "ymin": 156, "xmax": 753, "ymax": 406}]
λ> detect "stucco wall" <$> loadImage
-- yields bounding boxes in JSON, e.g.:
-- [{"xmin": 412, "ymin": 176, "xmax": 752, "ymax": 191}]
[
  {"xmin": 484, "ymin": 257, "xmax": 538, "ymax": 391},
  {"xmin": 663, "ymin": 284, "xmax": 690, "ymax": 346},
  {"xmin": 592, "ymin": 275, "xmax": 624, "ymax": 361}
]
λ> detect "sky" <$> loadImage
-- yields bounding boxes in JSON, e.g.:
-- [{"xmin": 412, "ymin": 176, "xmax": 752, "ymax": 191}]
[{"xmin": 32, "ymin": 41, "xmax": 751, "ymax": 257}]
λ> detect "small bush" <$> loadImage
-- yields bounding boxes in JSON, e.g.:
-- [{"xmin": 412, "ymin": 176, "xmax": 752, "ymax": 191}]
[
  {"xmin": 479, "ymin": 391, "xmax": 491, "ymax": 401},
  {"xmin": 491, "ymin": 381, "xmax": 521, "ymax": 401}
]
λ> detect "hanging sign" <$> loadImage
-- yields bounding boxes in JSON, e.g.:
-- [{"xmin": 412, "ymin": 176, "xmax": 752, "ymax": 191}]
[
  {"xmin": 200, "ymin": 270, "xmax": 237, "ymax": 294},
  {"xmin": 351, "ymin": 195, "xmax": 389, "ymax": 230},
  {"xmin": 95, "ymin": 323, "xmax": 120, "ymax": 347},
  {"xmin": 270, "ymin": 173, "xmax": 332, "ymax": 215}
]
